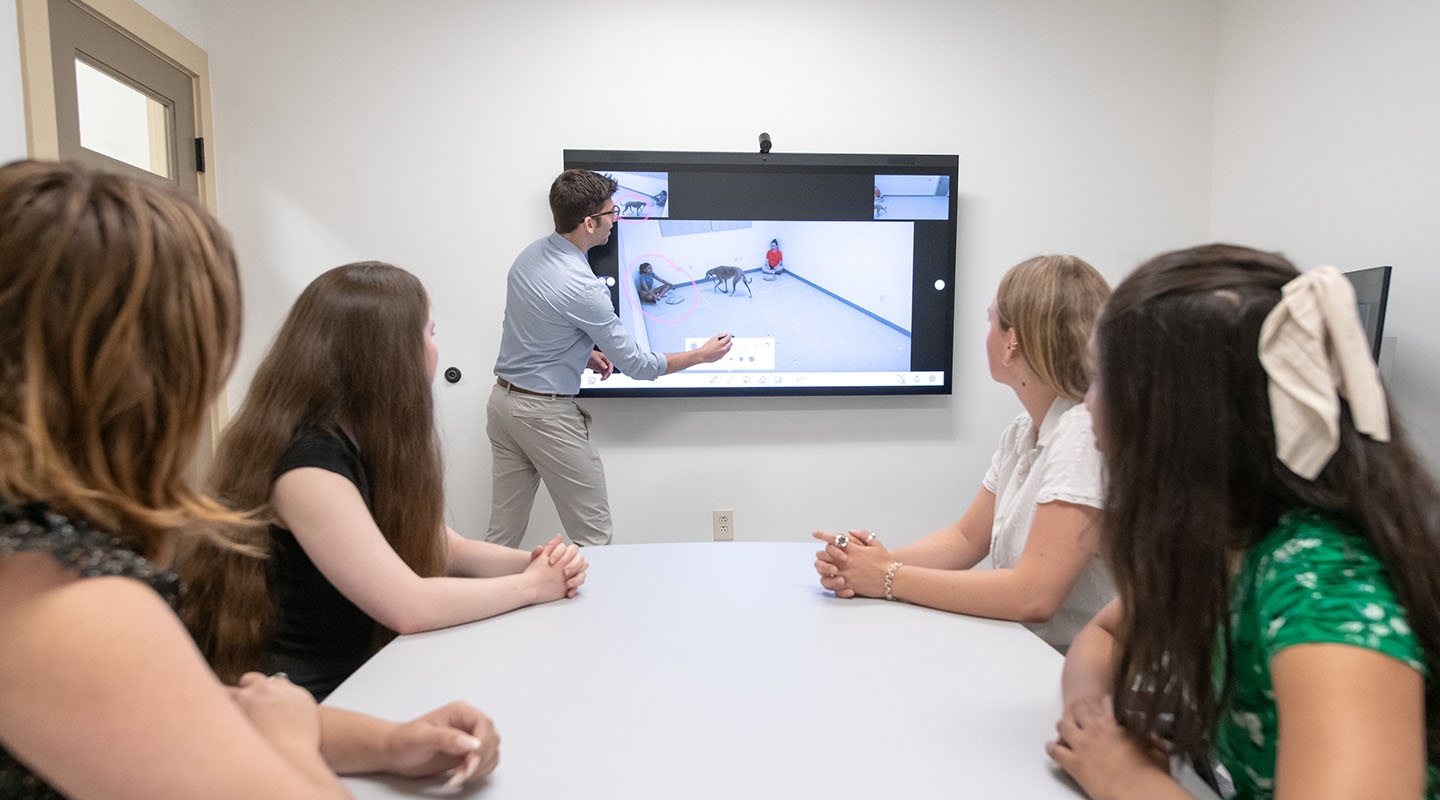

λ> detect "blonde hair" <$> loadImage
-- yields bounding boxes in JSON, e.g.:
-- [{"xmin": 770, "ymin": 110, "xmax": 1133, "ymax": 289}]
[
  {"xmin": 995, "ymin": 254, "xmax": 1111, "ymax": 402},
  {"xmin": 0, "ymin": 160, "xmax": 245, "ymax": 559}
]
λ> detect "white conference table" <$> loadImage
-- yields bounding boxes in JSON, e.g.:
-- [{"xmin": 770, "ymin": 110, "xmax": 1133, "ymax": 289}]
[{"xmin": 330, "ymin": 542, "xmax": 1086, "ymax": 799}]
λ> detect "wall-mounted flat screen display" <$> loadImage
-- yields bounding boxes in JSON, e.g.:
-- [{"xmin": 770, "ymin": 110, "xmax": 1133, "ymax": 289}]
[{"xmin": 563, "ymin": 149, "xmax": 959, "ymax": 398}]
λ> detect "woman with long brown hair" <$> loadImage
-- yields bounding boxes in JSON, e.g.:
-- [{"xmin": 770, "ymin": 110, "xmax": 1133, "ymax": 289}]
[
  {"xmin": 812, "ymin": 254, "xmax": 1114, "ymax": 651},
  {"xmin": 183, "ymin": 261, "xmax": 587, "ymax": 701},
  {"xmin": 0, "ymin": 160, "xmax": 499, "ymax": 798},
  {"xmin": 1048, "ymin": 244, "xmax": 1439, "ymax": 798}
]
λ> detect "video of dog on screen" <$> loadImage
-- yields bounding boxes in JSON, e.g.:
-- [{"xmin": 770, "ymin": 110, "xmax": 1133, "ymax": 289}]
[
  {"xmin": 613, "ymin": 220, "xmax": 916, "ymax": 374},
  {"xmin": 605, "ymin": 171, "xmax": 669, "ymax": 221}
]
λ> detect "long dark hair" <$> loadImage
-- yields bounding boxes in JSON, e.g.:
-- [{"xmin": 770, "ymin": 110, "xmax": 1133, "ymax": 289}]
[
  {"xmin": 182, "ymin": 261, "xmax": 447, "ymax": 682},
  {"xmin": 1092, "ymin": 243, "xmax": 1440, "ymax": 765}
]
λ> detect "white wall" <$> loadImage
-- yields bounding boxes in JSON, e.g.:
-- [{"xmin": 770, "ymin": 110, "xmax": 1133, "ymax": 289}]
[
  {"xmin": 192, "ymin": 0, "xmax": 1216, "ymax": 549},
  {"xmin": 1211, "ymin": 0, "xmax": 1440, "ymax": 467},
  {"xmin": 5, "ymin": 1, "xmax": 1434, "ymax": 543},
  {"xmin": 128, "ymin": 0, "xmax": 201, "ymax": 46}
]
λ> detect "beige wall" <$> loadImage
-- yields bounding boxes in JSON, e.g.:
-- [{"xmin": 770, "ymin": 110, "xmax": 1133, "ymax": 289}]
[{"xmin": 1, "ymin": 1, "xmax": 28, "ymax": 161}]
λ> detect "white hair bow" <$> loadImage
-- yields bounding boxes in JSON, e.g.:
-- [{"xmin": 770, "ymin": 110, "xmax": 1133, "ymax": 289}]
[{"xmin": 1257, "ymin": 265, "xmax": 1390, "ymax": 480}]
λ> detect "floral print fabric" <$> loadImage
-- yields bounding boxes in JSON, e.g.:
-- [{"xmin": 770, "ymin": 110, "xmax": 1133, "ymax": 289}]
[{"xmin": 1214, "ymin": 508, "xmax": 1436, "ymax": 799}]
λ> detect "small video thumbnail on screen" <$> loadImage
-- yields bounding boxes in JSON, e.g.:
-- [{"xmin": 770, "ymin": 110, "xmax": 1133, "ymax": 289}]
[
  {"xmin": 872, "ymin": 174, "xmax": 951, "ymax": 220},
  {"xmin": 604, "ymin": 170, "xmax": 669, "ymax": 221}
]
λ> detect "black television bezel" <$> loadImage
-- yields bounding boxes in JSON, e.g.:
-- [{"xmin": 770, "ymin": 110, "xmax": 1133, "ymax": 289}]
[
  {"xmin": 1343, "ymin": 265, "xmax": 1392, "ymax": 362},
  {"xmin": 562, "ymin": 148, "xmax": 959, "ymax": 399}
]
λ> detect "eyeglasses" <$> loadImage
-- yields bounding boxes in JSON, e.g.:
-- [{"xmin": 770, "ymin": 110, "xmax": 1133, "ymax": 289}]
[{"xmin": 589, "ymin": 206, "xmax": 620, "ymax": 220}]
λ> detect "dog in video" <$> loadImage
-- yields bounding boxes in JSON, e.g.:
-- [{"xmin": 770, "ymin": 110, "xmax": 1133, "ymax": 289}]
[
  {"xmin": 705, "ymin": 266, "xmax": 752, "ymax": 298},
  {"xmin": 621, "ymin": 200, "xmax": 648, "ymax": 217}
]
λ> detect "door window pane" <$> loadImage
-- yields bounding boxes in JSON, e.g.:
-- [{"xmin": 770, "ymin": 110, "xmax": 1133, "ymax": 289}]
[{"xmin": 75, "ymin": 58, "xmax": 171, "ymax": 178}]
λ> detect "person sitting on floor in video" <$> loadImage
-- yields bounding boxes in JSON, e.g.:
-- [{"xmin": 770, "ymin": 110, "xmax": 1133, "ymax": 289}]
[
  {"xmin": 636, "ymin": 262, "xmax": 679, "ymax": 304},
  {"xmin": 762, "ymin": 239, "xmax": 784, "ymax": 280}
]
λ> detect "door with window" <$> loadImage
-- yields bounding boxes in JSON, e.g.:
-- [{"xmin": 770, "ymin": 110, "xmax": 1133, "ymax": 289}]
[
  {"xmin": 19, "ymin": 0, "xmax": 222, "ymax": 460},
  {"xmin": 44, "ymin": 0, "xmax": 201, "ymax": 199}
]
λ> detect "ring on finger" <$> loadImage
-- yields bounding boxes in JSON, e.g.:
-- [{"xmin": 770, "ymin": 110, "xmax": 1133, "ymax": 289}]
[{"xmin": 834, "ymin": 532, "xmax": 850, "ymax": 549}]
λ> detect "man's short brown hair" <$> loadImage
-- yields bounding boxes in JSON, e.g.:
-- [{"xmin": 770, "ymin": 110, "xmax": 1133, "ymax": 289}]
[{"xmin": 550, "ymin": 169, "xmax": 617, "ymax": 233}]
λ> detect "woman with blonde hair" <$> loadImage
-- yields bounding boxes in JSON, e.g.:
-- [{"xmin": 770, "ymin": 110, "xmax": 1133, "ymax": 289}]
[
  {"xmin": 183, "ymin": 261, "xmax": 587, "ymax": 701},
  {"xmin": 813, "ymin": 254, "xmax": 1114, "ymax": 650},
  {"xmin": 0, "ymin": 160, "xmax": 497, "ymax": 798}
]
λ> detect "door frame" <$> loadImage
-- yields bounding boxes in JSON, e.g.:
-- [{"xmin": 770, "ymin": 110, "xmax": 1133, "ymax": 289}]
[
  {"xmin": 15, "ymin": 0, "xmax": 227, "ymax": 459},
  {"xmin": 16, "ymin": 0, "xmax": 217, "ymax": 208}
]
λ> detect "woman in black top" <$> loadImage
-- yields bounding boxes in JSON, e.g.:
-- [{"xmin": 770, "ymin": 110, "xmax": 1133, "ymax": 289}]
[{"xmin": 184, "ymin": 262, "xmax": 588, "ymax": 700}]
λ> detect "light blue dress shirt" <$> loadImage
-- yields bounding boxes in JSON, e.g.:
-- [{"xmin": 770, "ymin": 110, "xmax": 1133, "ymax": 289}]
[{"xmin": 493, "ymin": 232, "xmax": 667, "ymax": 394}]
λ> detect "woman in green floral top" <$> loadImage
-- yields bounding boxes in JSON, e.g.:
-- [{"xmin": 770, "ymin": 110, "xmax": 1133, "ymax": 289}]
[{"xmin": 1046, "ymin": 244, "xmax": 1439, "ymax": 800}]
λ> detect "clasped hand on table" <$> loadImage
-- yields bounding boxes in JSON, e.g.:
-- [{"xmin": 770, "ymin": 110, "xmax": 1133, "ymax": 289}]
[
  {"xmin": 812, "ymin": 529, "xmax": 888, "ymax": 598},
  {"xmin": 528, "ymin": 533, "xmax": 588, "ymax": 599},
  {"xmin": 230, "ymin": 671, "xmax": 502, "ymax": 789}
]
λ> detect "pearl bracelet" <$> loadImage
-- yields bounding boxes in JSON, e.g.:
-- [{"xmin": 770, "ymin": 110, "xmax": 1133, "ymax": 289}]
[{"xmin": 884, "ymin": 561, "xmax": 902, "ymax": 601}]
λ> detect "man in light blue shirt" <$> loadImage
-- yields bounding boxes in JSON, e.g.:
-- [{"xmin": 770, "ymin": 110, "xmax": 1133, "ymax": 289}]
[{"xmin": 487, "ymin": 170, "xmax": 732, "ymax": 546}]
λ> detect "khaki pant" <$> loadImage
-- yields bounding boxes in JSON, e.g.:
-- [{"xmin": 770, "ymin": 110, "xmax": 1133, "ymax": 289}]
[{"xmin": 484, "ymin": 383, "xmax": 612, "ymax": 547}]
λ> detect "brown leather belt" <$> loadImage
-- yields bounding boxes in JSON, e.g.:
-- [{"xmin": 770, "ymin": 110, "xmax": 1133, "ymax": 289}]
[{"xmin": 497, "ymin": 378, "xmax": 575, "ymax": 399}]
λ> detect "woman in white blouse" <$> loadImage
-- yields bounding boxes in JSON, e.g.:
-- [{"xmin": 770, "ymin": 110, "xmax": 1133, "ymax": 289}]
[{"xmin": 813, "ymin": 255, "xmax": 1114, "ymax": 650}]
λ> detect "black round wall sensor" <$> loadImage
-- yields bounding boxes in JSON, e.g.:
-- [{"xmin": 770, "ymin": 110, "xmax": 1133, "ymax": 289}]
[{"xmin": 443, "ymin": 366, "xmax": 461, "ymax": 384}]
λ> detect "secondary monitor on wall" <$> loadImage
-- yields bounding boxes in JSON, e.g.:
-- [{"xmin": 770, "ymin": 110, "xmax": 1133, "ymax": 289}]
[
  {"xmin": 563, "ymin": 149, "xmax": 959, "ymax": 398},
  {"xmin": 1342, "ymin": 265, "xmax": 1392, "ymax": 363}
]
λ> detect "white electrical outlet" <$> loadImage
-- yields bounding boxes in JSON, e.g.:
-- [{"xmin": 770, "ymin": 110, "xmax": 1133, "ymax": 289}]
[{"xmin": 713, "ymin": 509, "xmax": 734, "ymax": 541}]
